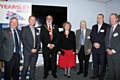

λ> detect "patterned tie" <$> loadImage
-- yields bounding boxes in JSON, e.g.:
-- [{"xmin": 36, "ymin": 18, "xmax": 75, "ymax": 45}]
[
  {"xmin": 13, "ymin": 30, "xmax": 19, "ymax": 54},
  {"xmin": 49, "ymin": 26, "xmax": 52, "ymax": 41},
  {"xmin": 108, "ymin": 27, "xmax": 114, "ymax": 47},
  {"xmin": 79, "ymin": 30, "xmax": 84, "ymax": 45}
]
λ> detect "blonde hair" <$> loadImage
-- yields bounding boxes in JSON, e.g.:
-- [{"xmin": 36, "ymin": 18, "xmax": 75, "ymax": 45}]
[{"xmin": 63, "ymin": 22, "xmax": 72, "ymax": 31}]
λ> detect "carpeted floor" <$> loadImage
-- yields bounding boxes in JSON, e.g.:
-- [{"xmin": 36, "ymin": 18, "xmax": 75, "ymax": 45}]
[
  {"xmin": 0, "ymin": 63, "xmax": 108, "ymax": 80},
  {"xmin": 34, "ymin": 63, "xmax": 108, "ymax": 80}
]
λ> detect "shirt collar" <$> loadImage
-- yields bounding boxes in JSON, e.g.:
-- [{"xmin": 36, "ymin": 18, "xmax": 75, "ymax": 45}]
[
  {"xmin": 47, "ymin": 24, "xmax": 52, "ymax": 28},
  {"xmin": 98, "ymin": 22, "xmax": 103, "ymax": 27},
  {"xmin": 29, "ymin": 25, "xmax": 35, "ymax": 29},
  {"xmin": 10, "ymin": 27, "xmax": 17, "ymax": 31},
  {"xmin": 81, "ymin": 28, "xmax": 86, "ymax": 32},
  {"xmin": 112, "ymin": 23, "xmax": 118, "ymax": 30}
]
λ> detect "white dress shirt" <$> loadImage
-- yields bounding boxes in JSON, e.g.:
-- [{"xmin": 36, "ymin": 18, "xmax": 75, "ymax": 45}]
[
  {"xmin": 98, "ymin": 23, "xmax": 103, "ymax": 33},
  {"xmin": 29, "ymin": 25, "xmax": 35, "ymax": 48},
  {"xmin": 81, "ymin": 28, "xmax": 86, "ymax": 45},
  {"xmin": 10, "ymin": 27, "xmax": 19, "ymax": 53}
]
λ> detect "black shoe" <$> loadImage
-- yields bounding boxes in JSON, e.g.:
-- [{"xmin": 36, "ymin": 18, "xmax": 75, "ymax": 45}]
[
  {"xmin": 67, "ymin": 76, "xmax": 71, "ymax": 78},
  {"xmin": 29, "ymin": 78, "xmax": 35, "ymax": 80},
  {"xmin": 52, "ymin": 74, "xmax": 57, "ymax": 78},
  {"xmin": 99, "ymin": 77, "xmax": 103, "ymax": 80},
  {"xmin": 76, "ymin": 71, "xmax": 83, "ymax": 75},
  {"xmin": 43, "ymin": 76, "xmax": 47, "ymax": 79},
  {"xmin": 64, "ymin": 74, "xmax": 67, "ymax": 76},
  {"xmin": 90, "ymin": 75, "xmax": 98, "ymax": 79},
  {"xmin": 83, "ymin": 74, "xmax": 88, "ymax": 77}
]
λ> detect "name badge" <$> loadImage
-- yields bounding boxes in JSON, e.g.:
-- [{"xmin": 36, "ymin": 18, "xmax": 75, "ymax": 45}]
[
  {"xmin": 100, "ymin": 29, "xmax": 104, "ymax": 32},
  {"xmin": 113, "ymin": 32, "xmax": 118, "ymax": 37},
  {"xmin": 87, "ymin": 36, "xmax": 90, "ymax": 39}
]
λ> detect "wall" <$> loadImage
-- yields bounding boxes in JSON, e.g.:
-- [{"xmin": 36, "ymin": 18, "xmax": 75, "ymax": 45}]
[
  {"xmin": 8, "ymin": 0, "xmax": 106, "ymax": 30},
  {"xmin": 106, "ymin": 0, "xmax": 120, "ymax": 23}
]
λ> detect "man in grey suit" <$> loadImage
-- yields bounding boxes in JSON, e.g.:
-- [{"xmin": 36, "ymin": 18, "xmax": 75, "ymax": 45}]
[
  {"xmin": 105, "ymin": 13, "xmax": 120, "ymax": 80},
  {"xmin": 0, "ymin": 17, "xmax": 21, "ymax": 80},
  {"xmin": 76, "ymin": 20, "xmax": 92, "ymax": 77},
  {"xmin": 21, "ymin": 16, "xmax": 40, "ymax": 80}
]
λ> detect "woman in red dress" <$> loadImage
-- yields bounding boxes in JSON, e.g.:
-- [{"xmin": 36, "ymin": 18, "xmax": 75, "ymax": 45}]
[{"xmin": 58, "ymin": 22, "xmax": 76, "ymax": 78}]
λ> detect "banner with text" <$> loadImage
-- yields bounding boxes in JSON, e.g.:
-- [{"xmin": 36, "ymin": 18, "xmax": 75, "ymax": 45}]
[{"xmin": 0, "ymin": 1, "xmax": 31, "ymax": 30}]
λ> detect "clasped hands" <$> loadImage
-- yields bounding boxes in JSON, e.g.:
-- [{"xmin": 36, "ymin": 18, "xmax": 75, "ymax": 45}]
[
  {"xmin": 106, "ymin": 49, "xmax": 114, "ymax": 55},
  {"xmin": 48, "ymin": 44, "xmax": 55, "ymax": 49},
  {"xmin": 93, "ymin": 42, "xmax": 100, "ymax": 49},
  {"xmin": 31, "ymin": 49, "xmax": 37, "ymax": 53}
]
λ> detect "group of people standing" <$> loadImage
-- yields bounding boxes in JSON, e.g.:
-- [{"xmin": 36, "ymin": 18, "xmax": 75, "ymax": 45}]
[{"xmin": 0, "ymin": 13, "xmax": 120, "ymax": 80}]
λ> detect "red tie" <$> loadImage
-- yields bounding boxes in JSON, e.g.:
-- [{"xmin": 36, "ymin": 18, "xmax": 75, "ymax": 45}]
[{"xmin": 49, "ymin": 26, "xmax": 52, "ymax": 41}]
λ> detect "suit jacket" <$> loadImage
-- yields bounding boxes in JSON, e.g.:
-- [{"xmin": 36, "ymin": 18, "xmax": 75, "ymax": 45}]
[
  {"xmin": 105, "ymin": 24, "xmax": 120, "ymax": 56},
  {"xmin": 40, "ymin": 24, "xmax": 59, "ymax": 50},
  {"xmin": 90, "ymin": 23, "xmax": 110, "ymax": 51},
  {"xmin": 76, "ymin": 28, "xmax": 92, "ymax": 55},
  {"xmin": 21, "ymin": 25, "xmax": 40, "ymax": 56},
  {"xmin": 0, "ymin": 27, "xmax": 21, "ymax": 61}
]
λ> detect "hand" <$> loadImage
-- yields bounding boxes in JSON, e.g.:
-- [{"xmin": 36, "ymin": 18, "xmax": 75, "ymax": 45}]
[
  {"xmin": 106, "ymin": 49, "xmax": 114, "ymax": 55},
  {"xmin": 58, "ymin": 51, "xmax": 61, "ymax": 54},
  {"xmin": 93, "ymin": 42, "xmax": 100, "ymax": 49},
  {"xmin": 73, "ymin": 52, "xmax": 75, "ymax": 54},
  {"xmin": 49, "ymin": 44, "xmax": 54, "ymax": 49},
  {"xmin": 31, "ymin": 49, "xmax": 37, "ymax": 53},
  {"xmin": 76, "ymin": 50, "xmax": 79, "ymax": 54},
  {"xmin": 87, "ymin": 49, "xmax": 91, "ymax": 54}
]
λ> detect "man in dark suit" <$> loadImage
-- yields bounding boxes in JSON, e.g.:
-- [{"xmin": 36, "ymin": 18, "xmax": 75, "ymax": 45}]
[
  {"xmin": 40, "ymin": 15, "xmax": 59, "ymax": 79},
  {"xmin": 76, "ymin": 20, "xmax": 92, "ymax": 77},
  {"xmin": 21, "ymin": 16, "xmax": 40, "ymax": 80},
  {"xmin": 105, "ymin": 13, "xmax": 120, "ymax": 80},
  {"xmin": 0, "ymin": 17, "xmax": 21, "ymax": 80},
  {"xmin": 90, "ymin": 14, "xmax": 110, "ymax": 80}
]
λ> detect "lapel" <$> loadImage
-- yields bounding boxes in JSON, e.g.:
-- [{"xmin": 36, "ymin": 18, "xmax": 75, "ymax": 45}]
[
  {"xmin": 112, "ymin": 24, "xmax": 119, "ymax": 38},
  {"xmin": 96, "ymin": 25, "xmax": 99, "ymax": 34},
  {"xmin": 8, "ymin": 27, "xmax": 14, "ymax": 45},
  {"xmin": 78, "ymin": 29, "xmax": 81, "ymax": 42},
  {"xmin": 85, "ymin": 29, "xmax": 88, "ymax": 43},
  {"xmin": 35, "ymin": 28, "xmax": 38, "ymax": 42},
  {"xmin": 16, "ymin": 29, "xmax": 21, "ymax": 45},
  {"xmin": 98, "ymin": 23, "xmax": 104, "ymax": 33},
  {"xmin": 28, "ymin": 25, "xmax": 34, "ymax": 42},
  {"xmin": 113, "ymin": 24, "xmax": 119, "ymax": 34}
]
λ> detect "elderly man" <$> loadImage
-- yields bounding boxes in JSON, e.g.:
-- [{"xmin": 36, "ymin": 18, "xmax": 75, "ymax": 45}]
[
  {"xmin": 40, "ymin": 15, "xmax": 59, "ymax": 79},
  {"xmin": 0, "ymin": 17, "xmax": 21, "ymax": 80},
  {"xmin": 76, "ymin": 20, "xmax": 92, "ymax": 77}
]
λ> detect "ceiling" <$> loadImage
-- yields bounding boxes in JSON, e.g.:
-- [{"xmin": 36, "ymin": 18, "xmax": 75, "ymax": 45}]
[{"xmin": 89, "ymin": 0, "xmax": 112, "ymax": 3}]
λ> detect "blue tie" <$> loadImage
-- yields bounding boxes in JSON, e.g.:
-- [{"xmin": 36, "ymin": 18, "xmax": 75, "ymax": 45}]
[
  {"xmin": 13, "ymin": 30, "xmax": 19, "ymax": 54},
  {"xmin": 108, "ymin": 27, "xmax": 114, "ymax": 47},
  {"xmin": 79, "ymin": 30, "xmax": 84, "ymax": 45}
]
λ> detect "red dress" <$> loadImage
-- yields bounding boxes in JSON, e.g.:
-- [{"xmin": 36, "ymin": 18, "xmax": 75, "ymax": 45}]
[{"xmin": 58, "ymin": 49, "xmax": 76, "ymax": 68}]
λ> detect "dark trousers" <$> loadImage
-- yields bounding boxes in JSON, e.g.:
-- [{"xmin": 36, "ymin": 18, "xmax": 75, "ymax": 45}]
[
  {"xmin": 92, "ymin": 49, "xmax": 106, "ymax": 78},
  {"xmin": 107, "ymin": 55, "xmax": 120, "ymax": 80},
  {"xmin": 43, "ymin": 48, "xmax": 57, "ymax": 76},
  {"xmin": 21, "ymin": 54, "xmax": 38, "ymax": 80},
  {"xmin": 78, "ymin": 46, "xmax": 90, "ymax": 74},
  {"xmin": 4, "ymin": 53, "xmax": 20, "ymax": 80}
]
